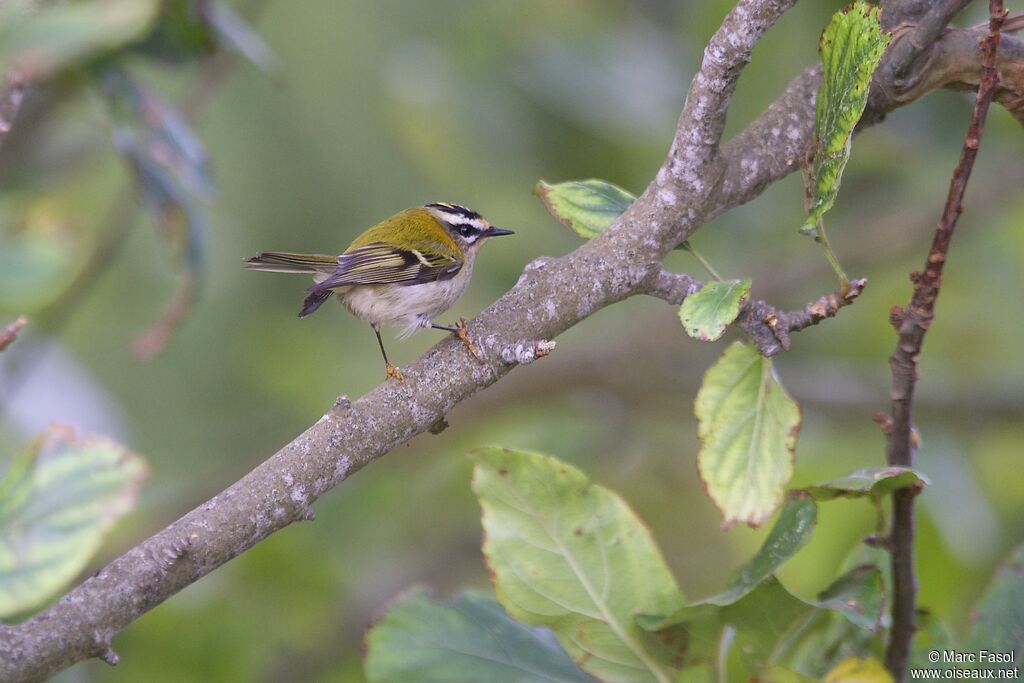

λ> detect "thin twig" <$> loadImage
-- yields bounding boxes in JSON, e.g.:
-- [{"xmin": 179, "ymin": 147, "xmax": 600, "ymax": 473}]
[
  {"xmin": 883, "ymin": 2, "xmax": 1006, "ymax": 679},
  {"xmin": 0, "ymin": 317, "xmax": 27, "ymax": 353},
  {"xmin": 646, "ymin": 270, "xmax": 866, "ymax": 357}
]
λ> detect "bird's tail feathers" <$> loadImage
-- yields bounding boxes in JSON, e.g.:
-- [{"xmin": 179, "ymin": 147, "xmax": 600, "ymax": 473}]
[
  {"xmin": 299, "ymin": 289, "xmax": 333, "ymax": 317},
  {"xmin": 245, "ymin": 251, "xmax": 337, "ymax": 274}
]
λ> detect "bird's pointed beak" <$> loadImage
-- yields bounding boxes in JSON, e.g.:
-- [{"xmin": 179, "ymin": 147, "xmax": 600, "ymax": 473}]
[{"xmin": 482, "ymin": 227, "xmax": 514, "ymax": 238}]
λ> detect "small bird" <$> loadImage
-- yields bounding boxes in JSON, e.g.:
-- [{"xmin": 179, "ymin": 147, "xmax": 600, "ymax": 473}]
[{"xmin": 245, "ymin": 203, "xmax": 513, "ymax": 380}]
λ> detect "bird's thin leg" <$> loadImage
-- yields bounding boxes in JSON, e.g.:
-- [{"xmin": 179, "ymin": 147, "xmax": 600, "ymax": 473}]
[
  {"xmin": 431, "ymin": 318, "xmax": 481, "ymax": 359},
  {"xmin": 372, "ymin": 323, "xmax": 402, "ymax": 380}
]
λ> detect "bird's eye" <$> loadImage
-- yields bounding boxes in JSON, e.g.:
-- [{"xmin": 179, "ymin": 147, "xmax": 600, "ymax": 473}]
[{"xmin": 459, "ymin": 225, "xmax": 474, "ymax": 237}]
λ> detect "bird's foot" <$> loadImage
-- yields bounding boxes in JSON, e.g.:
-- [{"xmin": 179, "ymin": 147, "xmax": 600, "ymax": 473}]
[
  {"xmin": 454, "ymin": 318, "xmax": 482, "ymax": 360},
  {"xmin": 385, "ymin": 362, "xmax": 403, "ymax": 381}
]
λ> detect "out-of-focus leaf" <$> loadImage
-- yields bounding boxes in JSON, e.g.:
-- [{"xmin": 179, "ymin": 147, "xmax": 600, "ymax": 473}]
[
  {"xmin": 138, "ymin": 0, "xmax": 277, "ymax": 75},
  {"xmin": 823, "ymin": 657, "xmax": 892, "ymax": 682},
  {"xmin": 0, "ymin": 0, "xmax": 159, "ymax": 80},
  {"xmin": 135, "ymin": 0, "xmax": 217, "ymax": 62},
  {"xmin": 805, "ymin": 467, "xmax": 928, "ymax": 503},
  {"xmin": 966, "ymin": 544, "xmax": 1024, "ymax": 665},
  {"xmin": 0, "ymin": 201, "xmax": 79, "ymax": 310},
  {"xmin": 786, "ymin": 609, "xmax": 876, "ymax": 678},
  {"xmin": 695, "ymin": 341, "xmax": 801, "ymax": 528},
  {"xmin": 702, "ymin": 493, "xmax": 818, "ymax": 606},
  {"xmin": 0, "ymin": 425, "xmax": 147, "ymax": 617},
  {"xmin": 100, "ymin": 67, "xmax": 211, "ymax": 279},
  {"xmin": 536, "ymin": 179, "xmax": 634, "ymax": 239},
  {"xmin": 910, "ymin": 610, "xmax": 956, "ymax": 673},
  {"xmin": 678, "ymin": 279, "xmax": 750, "ymax": 342},
  {"xmin": 200, "ymin": 0, "xmax": 277, "ymax": 75},
  {"xmin": 471, "ymin": 447, "xmax": 685, "ymax": 683},
  {"xmin": 803, "ymin": 2, "xmax": 890, "ymax": 233},
  {"xmin": 816, "ymin": 565, "xmax": 884, "ymax": 632},
  {"xmin": 364, "ymin": 587, "xmax": 594, "ymax": 683},
  {"xmin": 640, "ymin": 578, "xmax": 816, "ymax": 682}
]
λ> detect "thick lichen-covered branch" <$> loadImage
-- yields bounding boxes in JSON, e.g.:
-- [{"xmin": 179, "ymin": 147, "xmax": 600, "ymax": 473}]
[{"xmin": 0, "ymin": 0, "xmax": 1017, "ymax": 680}]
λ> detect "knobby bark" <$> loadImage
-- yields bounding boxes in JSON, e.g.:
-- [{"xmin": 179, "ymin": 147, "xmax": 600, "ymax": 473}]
[
  {"xmin": 883, "ymin": 2, "xmax": 1006, "ymax": 679},
  {"xmin": 0, "ymin": 1, "xmax": 1020, "ymax": 680}
]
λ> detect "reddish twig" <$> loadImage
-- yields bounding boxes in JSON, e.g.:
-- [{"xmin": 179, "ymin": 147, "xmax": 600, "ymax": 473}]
[
  {"xmin": 883, "ymin": 2, "xmax": 1006, "ymax": 679},
  {"xmin": 0, "ymin": 316, "xmax": 27, "ymax": 353}
]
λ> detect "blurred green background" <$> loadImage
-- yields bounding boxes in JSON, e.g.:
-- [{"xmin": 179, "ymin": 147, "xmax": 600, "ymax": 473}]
[{"xmin": 1, "ymin": 1, "xmax": 1022, "ymax": 681}]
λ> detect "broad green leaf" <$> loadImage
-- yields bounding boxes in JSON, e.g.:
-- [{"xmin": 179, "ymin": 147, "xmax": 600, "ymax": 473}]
[
  {"xmin": 471, "ymin": 447, "xmax": 685, "ymax": 683},
  {"xmin": 678, "ymin": 279, "xmax": 751, "ymax": 342},
  {"xmin": 816, "ymin": 565, "xmax": 884, "ymax": 632},
  {"xmin": 805, "ymin": 467, "xmax": 928, "ymax": 502},
  {"xmin": 823, "ymin": 657, "xmax": 892, "ymax": 682},
  {"xmin": 703, "ymin": 494, "xmax": 817, "ymax": 606},
  {"xmin": 0, "ymin": 0, "xmax": 159, "ymax": 80},
  {"xmin": 642, "ymin": 578, "xmax": 815, "ymax": 682},
  {"xmin": 966, "ymin": 545, "xmax": 1024, "ymax": 665},
  {"xmin": 0, "ymin": 425, "xmax": 147, "ymax": 617},
  {"xmin": 695, "ymin": 342, "xmax": 801, "ymax": 528},
  {"xmin": 364, "ymin": 587, "xmax": 594, "ymax": 683},
  {"xmin": 536, "ymin": 179, "xmax": 635, "ymax": 239},
  {"xmin": 803, "ymin": 2, "xmax": 891, "ymax": 231}
]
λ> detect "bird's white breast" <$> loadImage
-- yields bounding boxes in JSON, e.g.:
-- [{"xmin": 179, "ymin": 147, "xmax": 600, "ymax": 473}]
[{"xmin": 337, "ymin": 261, "xmax": 473, "ymax": 338}]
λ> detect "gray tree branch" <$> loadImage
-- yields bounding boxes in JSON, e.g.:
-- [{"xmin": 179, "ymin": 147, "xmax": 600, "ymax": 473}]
[{"xmin": 0, "ymin": 1, "xmax": 1019, "ymax": 680}]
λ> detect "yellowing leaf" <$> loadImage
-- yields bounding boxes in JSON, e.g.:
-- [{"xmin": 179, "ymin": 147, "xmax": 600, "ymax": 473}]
[
  {"xmin": 695, "ymin": 342, "xmax": 801, "ymax": 528},
  {"xmin": 471, "ymin": 447, "xmax": 685, "ymax": 683},
  {"xmin": 824, "ymin": 657, "xmax": 893, "ymax": 682},
  {"xmin": 804, "ymin": 2, "xmax": 891, "ymax": 231}
]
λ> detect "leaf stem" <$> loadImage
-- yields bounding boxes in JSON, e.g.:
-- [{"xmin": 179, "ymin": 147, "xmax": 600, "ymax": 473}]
[
  {"xmin": 813, "ymin": 217, "xmax": 849, "ymax": 295},
  {"xmin": 681, "ymin": 241, "xmax": 725, "ymax": 281},
  {"xmin": 691, "ymin": 246, "xmax": 725, "ymax": 282}
]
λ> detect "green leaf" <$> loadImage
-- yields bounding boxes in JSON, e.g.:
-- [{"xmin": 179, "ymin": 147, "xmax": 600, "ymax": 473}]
[
  {"xmin": 678, "ymin": 279, "xmax": 751, "ymax": 342},
  {"xmin": 816, "ymin": 565, "xmax": 884, "ymax": 632},
  {"xmin": 644, "ymin": 578, "xmax": 816, "ymax": 681},
  {"xmin": 803, "ymin": 2, "xmax": 891, "ymax": 231},
  {"xmin": 536, "ymin": 179, "xmax": 635, "ymax": 239},
  {"xmin": 966, "ymin": 544, "xmax": 1024, "ymax": 665},
  {"xmin": 364, "ymin": 587, "xmax": 594, "ymax": 683},
  {"xmin": 805, "ymin": 467, "xmax": 928, "ymax": 503},
  {"xmin": 695, "ymin": 342, "xmax": 801, "ymax": 528},
  {"xmin": 703, "ymin": 494, "xmax": 817, "ymax": 606},
  {"xmin": 471, "ymin": 447, "xmax": 685, "ymax": 683},
  {"xmin": 0, "ymin": 0, "xmax": 159, "ymax": 81},
  {"xmin": 0, "ymin": 229, "xmax": 77, "ymax": 311},
  {"xmin": 0, "ymin": 425, "xmax": 148, "ymax": 617}
]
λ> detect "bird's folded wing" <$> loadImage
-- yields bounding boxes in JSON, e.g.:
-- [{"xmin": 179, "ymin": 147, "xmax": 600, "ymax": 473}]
[{"xmin": 310, "ymin": 241, "xmax": 462, "ymax": 291}]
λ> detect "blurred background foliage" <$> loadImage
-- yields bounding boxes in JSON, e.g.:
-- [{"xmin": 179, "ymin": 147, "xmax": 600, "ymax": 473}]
[{"xmin": 0, "ymin": 0, "xmax": 1022, "ymax": 681}]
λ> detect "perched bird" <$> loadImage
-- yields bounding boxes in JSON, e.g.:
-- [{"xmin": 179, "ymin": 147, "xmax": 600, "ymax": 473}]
[{"xmin": 245, "ymin": 203, "xmax": 513, "ymax": 380}]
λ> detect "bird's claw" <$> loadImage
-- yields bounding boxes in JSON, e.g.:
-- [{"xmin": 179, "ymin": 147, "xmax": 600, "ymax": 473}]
[
  {"xmin": 385, "ymin": 362, "xmax": 403, "ymax": 381},
  {"xmin": 454, "ymin": 318, "xmax": 482, "ymax": 360}
]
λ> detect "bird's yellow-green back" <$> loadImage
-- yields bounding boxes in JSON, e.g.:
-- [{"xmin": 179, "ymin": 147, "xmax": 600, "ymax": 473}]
[{"xmin": 346, "ymin": 208, "xmax": 462, "ymax": 262}]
